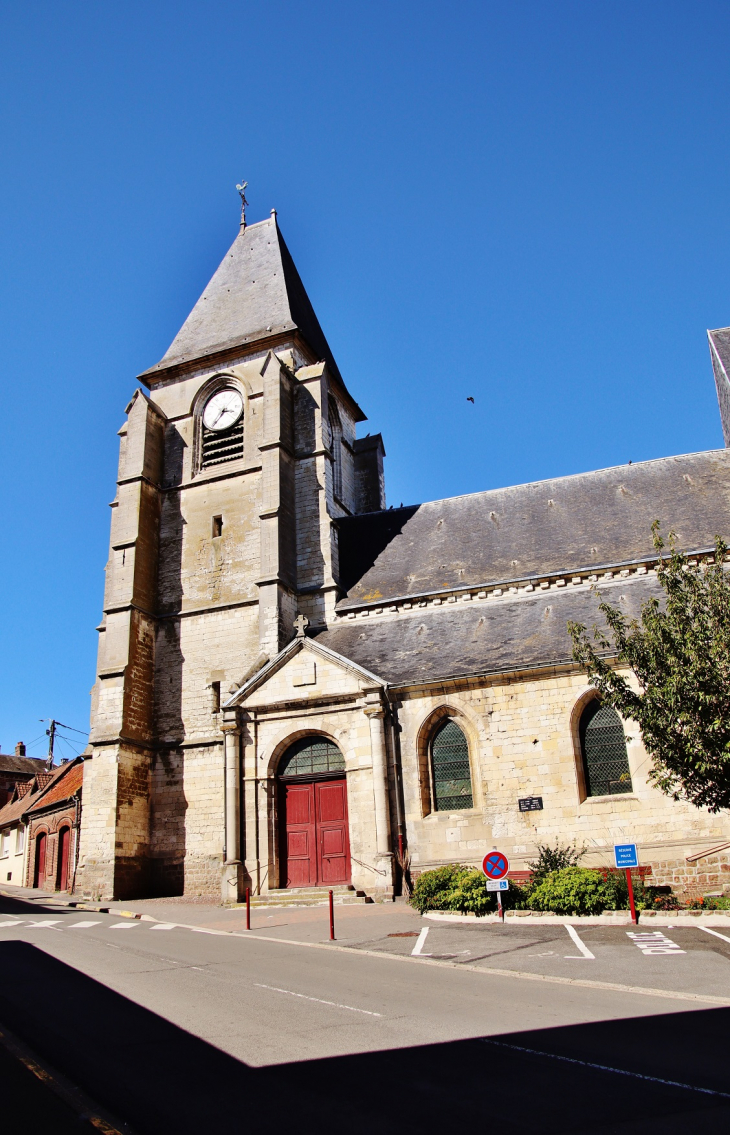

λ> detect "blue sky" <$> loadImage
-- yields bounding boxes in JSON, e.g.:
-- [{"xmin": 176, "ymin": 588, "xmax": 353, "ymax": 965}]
[{"xmin": 1, "ymin": 1, "xmax": 730, "ymax": 755}]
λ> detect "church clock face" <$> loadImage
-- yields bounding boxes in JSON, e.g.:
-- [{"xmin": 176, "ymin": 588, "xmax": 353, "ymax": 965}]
[{"xmin": 202, "ymin": 389, "xmax": 243, "ymax": 431}]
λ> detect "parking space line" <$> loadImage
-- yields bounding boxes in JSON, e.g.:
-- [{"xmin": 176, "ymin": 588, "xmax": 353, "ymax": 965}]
[
  {"xmin": 411, "ymin": 927, "xmax": 430, "ymax": 956},
  {"xmin": 565, "ymin": 924, "xmax": 595, "ymax": 959},
  {"xmin": 481, "ymin": 1038, "xmax": 730, "ymax": 1099},
  {"xmin": 697, "ymin": 925, "xmax": 730, "ymax": 945}
]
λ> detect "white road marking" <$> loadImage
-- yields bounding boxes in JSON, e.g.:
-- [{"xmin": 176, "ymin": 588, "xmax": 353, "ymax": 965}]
[
  {"xmin": 564, "ymin": 924, "xmax": 595, "ymax": 959},
  {"xmin": 24, "ymin": 920, "xmax": 62, "ymax": 928},
  {"xmin": 254, "ymin": 983, "xmax": 382, "ymax": 1016},
  {"xmin": 697, "ymin": 925, "xmax": 730, "ymax": 946},
  {"xmin": 482, "ymin": 1038, "xmax": 730, "ymax": 1098},
  {"xmin": 411, "ymin": 927, "xmax": 431, "ymax": 956},
  {"xmin": 150, "ymin": 923, "xmax": 177, "ymax": 931},
  {"xmin": 108, "ymin": 921, "xmax": 139, "ymax": 929},
  {"xmin": 0, "ymin": 922, "xmax": 24, "ymax": 929},
  {"xmin": 627, "ymin": 931, "xmax": 685, "ymax": 955},
  {"xmin": 69, "ymin": 921, "xmax": 103, "ymax": 929}
]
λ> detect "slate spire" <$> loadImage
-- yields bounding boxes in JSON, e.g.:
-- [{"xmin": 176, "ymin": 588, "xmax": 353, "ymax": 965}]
[
  {"xmin": 708, "ymin": 326, "xmax": 730, "ymax": 447},
  {"xmin": 139, "ymin": 210, "xmax": 346, "ymax": 390}
]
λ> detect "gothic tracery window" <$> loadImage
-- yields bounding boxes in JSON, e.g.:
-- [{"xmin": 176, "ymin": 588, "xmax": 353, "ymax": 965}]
[
  {"xmin": 430, "ymin": 720, "xmax": 473, "ymax": 811},
  {"xmin": 579, "ymin": 700, "xmax": 632, "ymax": 797}
]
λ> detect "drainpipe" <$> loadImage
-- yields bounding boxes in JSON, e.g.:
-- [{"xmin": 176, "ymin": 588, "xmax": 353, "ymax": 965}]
[
  {"xmin": 70, "ymin": 793, "xmax": 81, "ymax": 895},
  {"xmin": 385, "ymin": 692, "xmax": 406, "ymax": 859}
]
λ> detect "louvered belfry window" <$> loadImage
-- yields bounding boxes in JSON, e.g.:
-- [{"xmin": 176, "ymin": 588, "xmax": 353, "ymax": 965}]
[
  {"xmin": 431, "ymin": 720, "xmax": 473, "ymax": 811},
  {"xmin": 278, "ymin": 737, "xmax": 345, "ymax": 779},
  {"xmin": 201, "ymin": 418, "xmax": 244, "ymax": 468},
  {"xmin": 579, "ymin": 701, "xmax": 632, "ymax": 797}
]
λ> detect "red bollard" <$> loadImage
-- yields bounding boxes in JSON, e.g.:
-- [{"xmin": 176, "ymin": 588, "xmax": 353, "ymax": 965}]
[
  {"xmin": 329, "ymin": 889, "xmax": 335, "ymax": 940},
  {"xmin": 626, "ymin": 869, "xmax": 638, "ymax": 924},
  {"xmin": 246, "ymin": 886, "xmax": 251, "ymax": 931}
]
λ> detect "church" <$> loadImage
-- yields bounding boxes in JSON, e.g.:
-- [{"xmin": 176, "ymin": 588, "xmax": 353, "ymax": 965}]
[{"xmin": 76, "ymin": 199, "xmax": 730, "ymax": 902}]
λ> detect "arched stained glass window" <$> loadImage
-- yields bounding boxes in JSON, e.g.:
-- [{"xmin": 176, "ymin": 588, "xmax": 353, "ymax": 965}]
[
  {"xmin": 278, "ymin": 736, "xmax": 345, "ymax": 779},
  {"xmin": 579, "ymin": 701, "xmax": 632, "ymax": 797},
  {"xmin": 431, "ymin": 720, "xmax": 473, "ymax": 811}
]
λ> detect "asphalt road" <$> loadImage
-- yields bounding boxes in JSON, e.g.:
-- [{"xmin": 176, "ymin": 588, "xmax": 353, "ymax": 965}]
[{"xmin": 1, "ymin": 890, "xmax": 730, "ymax": 1133}]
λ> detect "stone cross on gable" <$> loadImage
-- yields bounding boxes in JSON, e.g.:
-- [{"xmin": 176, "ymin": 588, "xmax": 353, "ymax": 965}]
[{"xmin": 294, "ymin": 613, "xmax": 309, "ymax": 638}]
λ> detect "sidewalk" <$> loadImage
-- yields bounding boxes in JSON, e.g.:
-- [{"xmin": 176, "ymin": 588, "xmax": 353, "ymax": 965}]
[{"xmin": 1, "ymin": 885, "xmax": 424, "ymax": 944}]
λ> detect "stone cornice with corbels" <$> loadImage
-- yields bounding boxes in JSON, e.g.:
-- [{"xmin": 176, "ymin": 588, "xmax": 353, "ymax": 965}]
[{"xmin": 333, "ymin": 546, "xmax": 728, "ymax": 623}]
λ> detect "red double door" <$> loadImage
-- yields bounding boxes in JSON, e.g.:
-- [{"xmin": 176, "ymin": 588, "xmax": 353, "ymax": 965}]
[{"xmin": 280, "ymin": 778, "xmax": 351, "ymax": 888}]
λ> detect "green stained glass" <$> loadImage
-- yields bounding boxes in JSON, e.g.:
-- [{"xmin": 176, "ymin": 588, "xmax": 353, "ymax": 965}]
[
  {"xmin": 580, "ymin": 701, "xmax": 632, "ymax": 797},
  {"xmin": 278, "ymin": 737, "xmax": 345, "ymax": 778},
  {"xmin": 432, "ymin": 720, "xmax": 473, "ymax": 811}
]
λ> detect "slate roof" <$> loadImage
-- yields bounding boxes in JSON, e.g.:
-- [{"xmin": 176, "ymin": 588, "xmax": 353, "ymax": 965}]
[
  {"xmin": 336, "ymin": 449, "xmax": 730, "ymax": 609},
  {"xmin": 0, "ymin": 755, "xmax": 47, "ymax": 777},
  {"xmin": 708, "ymin": 328, "xmax": 730, "ymax": 448},
  {"xmin": 316, "ymin": 575, "xmax": 661, "ymax": 686},
  {"xmin": 140, "ymin": 214, "xmax": 353, "ymax": 402}
]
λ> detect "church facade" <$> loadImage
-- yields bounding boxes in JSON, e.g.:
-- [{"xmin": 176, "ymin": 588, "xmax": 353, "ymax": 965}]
[{"xmin": 76, "ymin": 205, "xmax": 730, "ymax": 902}]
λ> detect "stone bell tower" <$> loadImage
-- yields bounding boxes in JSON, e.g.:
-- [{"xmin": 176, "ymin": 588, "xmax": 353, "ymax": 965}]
[{"xmin": 76, "ymin": 204, "xmax": 386, "ymax": 900}]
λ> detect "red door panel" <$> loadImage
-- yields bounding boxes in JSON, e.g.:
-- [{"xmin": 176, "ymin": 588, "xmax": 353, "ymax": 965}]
[
  {"xmin": 282, "ymin": 783, "xmax": 315, "ymax": 887},
  {"xmin": 57, "ymin": 827, "xmax": 70, "ymax": 891},
  {"xmin": 281, "ymin": 777, "xmax": 351, "ymax": 888},
  {"xmin": 34, "ymin": 833, "xmax": 46, "ymax": 888},
  {"xmin": 316, "ymin": 780, "xmax": 350, "ymax": 885}
]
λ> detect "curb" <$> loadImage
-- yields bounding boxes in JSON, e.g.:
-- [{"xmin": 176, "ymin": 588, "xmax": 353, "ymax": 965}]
[
  {"xmin": 424, "ymin": 910, "xmax": 730, "ymax": 926},
  {"xmin": 0, "ymin": 1020, "xmax": 138, "ymax": 1134}
]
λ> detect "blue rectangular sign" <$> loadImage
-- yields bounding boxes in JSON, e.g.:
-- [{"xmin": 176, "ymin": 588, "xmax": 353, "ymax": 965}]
[{"xmin": 614, "ymin": 843, "xmax": 639, "ymax": 869}]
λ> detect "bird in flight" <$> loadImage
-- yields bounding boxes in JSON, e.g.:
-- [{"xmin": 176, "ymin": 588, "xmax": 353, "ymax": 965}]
[{"xmin": 467, "ymin": 396, "xmax": 475, "ymax": 404}]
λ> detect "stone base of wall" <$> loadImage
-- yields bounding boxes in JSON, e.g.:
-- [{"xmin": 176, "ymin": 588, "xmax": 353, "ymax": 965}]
[{"xmin": 648, "ymin": 852, "xmax": 730, "ymax": 898}]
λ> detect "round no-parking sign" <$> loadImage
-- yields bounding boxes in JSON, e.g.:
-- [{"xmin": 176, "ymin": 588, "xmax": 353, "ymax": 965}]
[{"xmin": 482, "ymin": 850, "xmax": 509, "ymax": 880}]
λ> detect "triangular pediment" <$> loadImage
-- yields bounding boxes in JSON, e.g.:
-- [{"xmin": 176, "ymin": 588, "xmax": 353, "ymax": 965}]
[{"xmin": 224, "ymin": 636, "xmax": 385, "ymax": 710}]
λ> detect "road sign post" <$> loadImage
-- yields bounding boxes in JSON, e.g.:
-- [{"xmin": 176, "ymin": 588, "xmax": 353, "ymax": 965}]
[
  {"xmin": 482, "ymin": 851, "xmax": 510, "ymax": 922},
  {"xmin": 614, "ymin": 843, "xmax": 639, "ymax": 924}
]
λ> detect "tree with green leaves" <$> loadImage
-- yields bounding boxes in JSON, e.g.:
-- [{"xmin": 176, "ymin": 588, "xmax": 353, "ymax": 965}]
[{"xmin": 568, "ymin": 525, "xmax": 730, "ymax": 813}]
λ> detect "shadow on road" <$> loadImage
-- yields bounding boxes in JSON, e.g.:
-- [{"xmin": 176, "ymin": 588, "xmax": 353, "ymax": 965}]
[{"xmin": 0, "ymin": 903, "xmax": 729, "ymax": 1133}]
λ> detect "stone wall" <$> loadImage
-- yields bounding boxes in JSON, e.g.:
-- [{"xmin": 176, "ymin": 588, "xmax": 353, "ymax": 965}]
[{"xmin": 393, "ymin": 666, "xmax": 730, "ymax": 890}]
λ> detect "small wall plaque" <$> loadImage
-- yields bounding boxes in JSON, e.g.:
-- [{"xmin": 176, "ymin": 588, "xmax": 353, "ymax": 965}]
[{"xmin": 518, "ymin": 796, "xmax": 543, "ymax": 812}]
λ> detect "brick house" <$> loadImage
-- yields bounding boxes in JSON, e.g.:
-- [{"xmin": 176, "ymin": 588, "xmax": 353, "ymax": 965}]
[
  {"xmin": 24, "ymin": 758, "xmax": 84, "ymax": 892},
  {"xmin": 0, "ymin": 744, "xmax": 47, "ymax": 808}
]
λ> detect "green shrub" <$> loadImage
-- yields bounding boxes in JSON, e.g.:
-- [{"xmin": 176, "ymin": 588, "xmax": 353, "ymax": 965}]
[
  {"xmin": 409, "ymin": 864, "xmax": 472, "ymax": 914},
  {"xmin": 527, "ymin": 867, "xmax": 614, "ymax": 915},
  {"xmin": 528, "ymin": 841, "xmax": 586, "ymax": 882},
  {"xmin": 409, "ymin": 864, "xmax": 530, "ymax": 916},
  {"xmin": 601, "ymin": 870, "xmax": 653, "ymax": 912}
]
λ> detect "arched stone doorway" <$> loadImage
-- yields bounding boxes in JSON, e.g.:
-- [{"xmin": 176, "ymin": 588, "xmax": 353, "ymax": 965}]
[{"xmin": 278, "ymin": 737, "xmax": 351, "ymax": 888}]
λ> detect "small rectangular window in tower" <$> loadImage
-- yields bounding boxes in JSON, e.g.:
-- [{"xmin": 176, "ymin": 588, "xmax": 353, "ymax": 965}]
[
  {"xmin": 212, "ymin": 516, "xmax": 223, "ymax": 538},
  {"xmin": 210, "ymin": 681, "xmax": 221, "ymax": 713}
]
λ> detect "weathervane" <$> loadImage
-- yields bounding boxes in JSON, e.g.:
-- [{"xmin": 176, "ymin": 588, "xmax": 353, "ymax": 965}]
[{"xmin": 236, "ymin": 180, "xmax": 248, "ymax": 228}]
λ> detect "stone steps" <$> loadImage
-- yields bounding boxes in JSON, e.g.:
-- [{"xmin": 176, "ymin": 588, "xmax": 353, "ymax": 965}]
[{"xmin": 230, "ymin": 885, "xmax": 372, "ymax": 908}]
